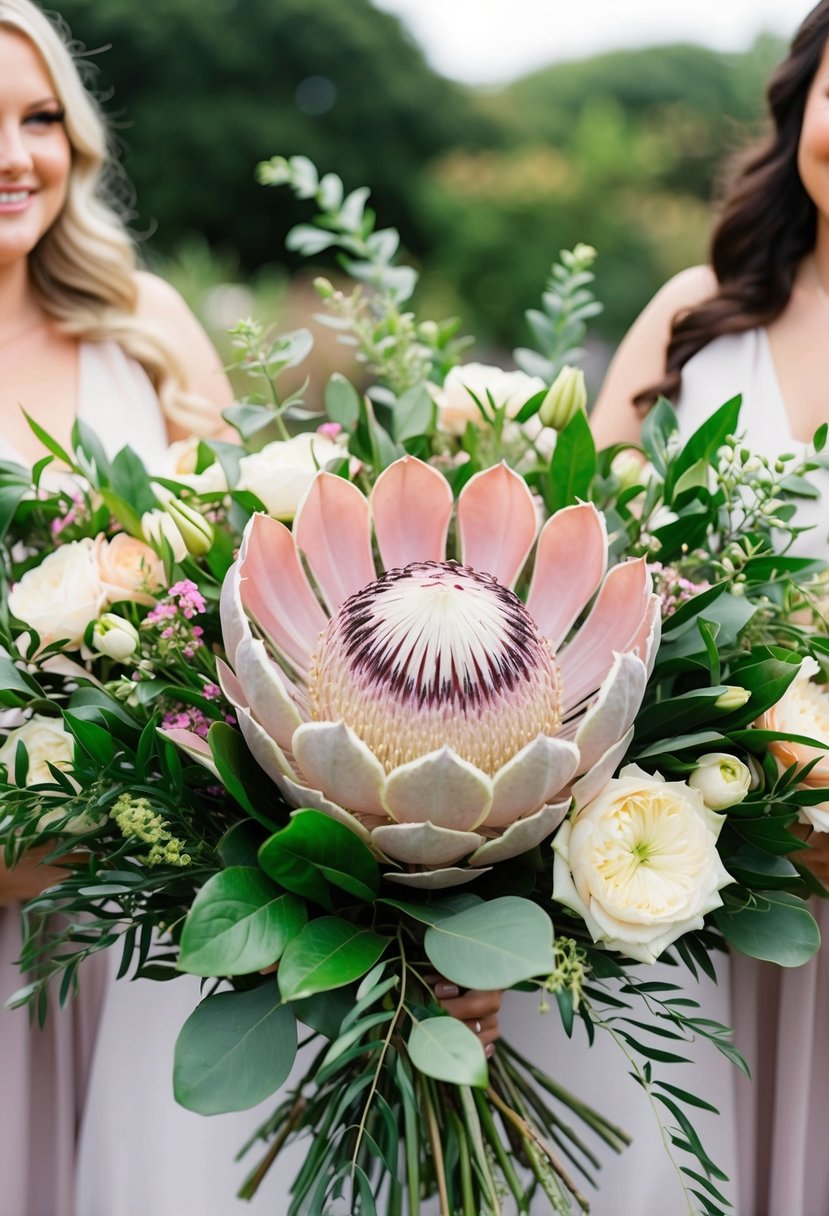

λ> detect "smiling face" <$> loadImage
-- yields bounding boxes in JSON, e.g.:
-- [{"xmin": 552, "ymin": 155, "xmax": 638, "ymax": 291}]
[
  {"xmin": 0, "ymin": 28, "xmax": 71, "ymax": 268},
  {"xmin": 798, "ymin": 36, "xmax": 829, "ymax": 228}
]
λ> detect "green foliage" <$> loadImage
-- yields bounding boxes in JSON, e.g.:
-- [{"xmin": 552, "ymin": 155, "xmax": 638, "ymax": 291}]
[
  {"xmin": 177, "ymin": 866, "xmax": 306, "ymax": 976},
  {"xmin": 423, "ymin": 896, "xmax": 557, "ymax": 989},
  {"xmin": 173, "ymin": 981, "xmax": 297, "ymax": 1114}
]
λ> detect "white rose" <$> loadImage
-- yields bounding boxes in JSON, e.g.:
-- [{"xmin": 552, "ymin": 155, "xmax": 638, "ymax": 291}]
[
  {"xmin": 688, "ymin": 752, "xmax": 751, "ymax": 810},
  {"xmin": 0, "ymin": 715, "xmax": 74, "ymax": 786},
  {"xmin": 166, "ymin": 438, "xmax": 227, "ymax": 495},
  {"xmin": 141, "ymin": 508, "xmax": 188, "ymax": 562},
  {"xmin": 553, "ymin": 764, "xmax": 733, "ymax": 964},
  {"xmin": 432, "ymin": 363, "xmax": 545, "ymax": 436},
  {"xmin": 8, "ymin": 539, "xmax": 107, "ymax": 649},
  {"xmin": 237, "ymin": 432, "xmax": 344, "ymax": 520}
]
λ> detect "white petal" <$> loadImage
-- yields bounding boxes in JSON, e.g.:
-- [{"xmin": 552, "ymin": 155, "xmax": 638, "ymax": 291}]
[
  {"xmin": 292, "ymin": 721, "xmax": 387, "ymax": 818},
  {"xmin": 236, "ymin": 706, "xmax": 299, "ymax": 788},
  {"xmin": 570, "ymin": 727, "xmax": 635, "ymax": 807},
  {"xmin": 386, "ymin": 866, "xmax": 490, "ymax": 889},
  {"xmin": 371, "ymin": 822, "xmax": 483, "ymax": 867},
  {"xmin": 573, "ymin": 653, "xmax": 647, "ymax": 774},
  {"xmin": 234, "ymin": 637, "xmax": 304, "ymax": 750},
  {"xmin": 470, "ymin": 801, "xmax": 571, "ymax": 865},
  {"xmin": 487, "ymin": 736, "xmax": 579, "ymax": 828},
  {"xmin": 384, "ymin": 748, "xmax": 493, "ymax": 830},
  {"xmin": 159, "ymin": 728, "xmax": 219, "ymax": 779}
]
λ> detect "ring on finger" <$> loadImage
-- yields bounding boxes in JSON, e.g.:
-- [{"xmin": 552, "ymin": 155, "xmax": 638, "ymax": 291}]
[{"xmin": 472, "ymin": 1019, "xmax": 482, "ymax": 1035}]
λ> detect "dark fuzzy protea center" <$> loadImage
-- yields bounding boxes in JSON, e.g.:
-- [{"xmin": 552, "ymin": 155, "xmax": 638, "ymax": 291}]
[{"xmin": 310, "ymin": 561, "xmax": 562, "ymax": 773}]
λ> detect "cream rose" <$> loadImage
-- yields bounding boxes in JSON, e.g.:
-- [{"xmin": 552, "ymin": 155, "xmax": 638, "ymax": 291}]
[
  {"xmin": 0, "ymin": 715, "xmax": 74, "ymax": 786},
  {"xmin": 432, "ymin": 363, "xmax": 545, "ymax": 436},
  {"xmin": 8, "ymin": 539, "xmax": 107, "ymax": 649},
  {"xmin": 553, "ymin": 764, "xmax": 733, "ymax": 964},
  {"xmin": 759, "ymin": 657, "xmax": 829, "ymax": 831},
  {"xmin": 95, "ymin": 534, "xmax": 165, "ymax": 607},
  {"xmin": 237, "ymin": 432, "xmax": 344, "ymax": 520}
]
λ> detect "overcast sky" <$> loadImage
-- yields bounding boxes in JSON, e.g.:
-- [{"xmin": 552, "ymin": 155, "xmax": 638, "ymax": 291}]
[{"xmin": 372, "ymin": 0, "xmax": 816, "ymax": 85}]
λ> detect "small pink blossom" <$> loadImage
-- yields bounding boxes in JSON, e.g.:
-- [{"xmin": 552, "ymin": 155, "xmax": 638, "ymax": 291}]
[
  {"xmin": 648, "ymin": 562, "xmax": 710, "ymax": 618},
  {"xmin": 203, "ymin": 682, "xmax": 221, "ymax": 700},
  {"xmin": 317, "ymin": 422, "xmax": 342, "ymax": 439}
]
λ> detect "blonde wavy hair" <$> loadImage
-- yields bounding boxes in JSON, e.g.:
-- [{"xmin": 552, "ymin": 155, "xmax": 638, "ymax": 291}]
[{"xmin": 0, "ymin": 0, "xmax": 218, "ymax": 433}]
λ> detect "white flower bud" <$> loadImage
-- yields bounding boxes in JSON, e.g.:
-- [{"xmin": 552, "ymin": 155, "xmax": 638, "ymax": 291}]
[
  {"xmin": 141, "ymin": 508, "xmax": 188, "ymax": 562},
  {"xmin": 164, "ymin": 497, "xmax": 214, "ymax": 558},
  {"xmin": 538, "ymin": 366, "xmax": 587, "ymax": 430},
  {"xmin": 92, "ymin": 614, "xmax": 140, "ymax": 661},
  {"xmin": 714, "ymin": 685, "xmax": 751, "ymax": 711},
  {"xmin": 688, "ymin": 752, "xmax": 751, "ymax": 810}
]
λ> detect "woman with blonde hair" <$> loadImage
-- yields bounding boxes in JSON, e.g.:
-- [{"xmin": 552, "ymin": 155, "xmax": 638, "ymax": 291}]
[{"xmin": 0, "ymin": 2, "xmax": 232, "ymax": 1211}]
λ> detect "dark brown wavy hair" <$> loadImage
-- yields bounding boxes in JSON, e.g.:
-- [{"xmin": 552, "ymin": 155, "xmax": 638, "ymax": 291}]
[{"xmin": 636, "ymin": 0, "xmax": 829, "ymax": 407}]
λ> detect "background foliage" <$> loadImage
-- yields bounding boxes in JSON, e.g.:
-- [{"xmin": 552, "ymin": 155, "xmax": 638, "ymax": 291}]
[{"xmin": 54, "ymin": 0, "xmax": 784, "ymax": 355}]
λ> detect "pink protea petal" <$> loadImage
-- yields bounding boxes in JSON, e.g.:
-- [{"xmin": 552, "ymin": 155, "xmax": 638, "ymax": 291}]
[
  {"xmin": 384, "ymin": 748, "xmax": 493, "ymax": 830},
  {"xmin": 457, "ymin": 463, "xmax": 537, "ymax": 589},
  {"xmin": 294, "ymin": 472, "xmax": 376, "ymax": 614},
  {"xmin": 570, "ymin": 726, "xmax": 635, "ymax": 807},
  {"xmin": 486, "ymin": 736, "xmax": 579, "ymax": 829},
  {"xmin": 572, "ymin": 652, "xmax": 647, "ymax": 774},
  {"xmin": 231, "ymin": 514, "xmax": 327, "ymax": 677},
  {"xmin": 370, "ymin": 457, "xmax": 454, "ymax": 571},
  {"xmin": 559, "ymin": 558, "xmax": 652, "ymax": 713},
  {"xmin": 232, "ymin": 638, "xmax": 305, "ymax": 751},
  {"xmin": 292, "ymin": 721, "xmax": 387, "ymax": 818},
  {"xmin": 386, "ymin": 866, "xmax": 490, "ymax": 889},
  {"xmin": 469, "ymin": 801, "xmax": 571, "ymax": 866},
  {"xmin": 631, "ymin": 595, "xmax": 662, "ymax": 677},
  {"xmin": 371, "ymin": 822, "xmax": 484, "ymax": 867},
  {"xmin": 236, "ymin": 707, "xmax": 300, "ymax": 789},
  {"xmin": 159, "ymin": 728, "xmax": 219, "ymax": 778},
  {"xmin": 526, "ymin": 504, "xmax": 608, "ymax": 650}
]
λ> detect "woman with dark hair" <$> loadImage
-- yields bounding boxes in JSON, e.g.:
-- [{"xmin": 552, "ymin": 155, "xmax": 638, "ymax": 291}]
[{"xmin": 591, "ymin": 3, "xmax": 829, "ymax": 1212}]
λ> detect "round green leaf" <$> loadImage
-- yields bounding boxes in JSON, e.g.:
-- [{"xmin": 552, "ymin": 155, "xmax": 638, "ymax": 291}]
[
  {"xmin": 278, "ymin": 917, "xmax": 389, "ymax": 1001},
  {"xmin": 173, "ymin": 982, "xmax": 296, "ymax": 1114},
  {"xmin": 259, "ymin": 809, "xmax": 380, "ymax": 904},
  {"xmin": 408, "ymin": 1016, "xmax": 488, "ymax": 1088},
  {"xmin": 178, "ymin": 867, "xmax": 306, "ymax": 977},
  {"xmin": 714, "ymin": 891, "xmax": 820, "ymax": 967},
  {"xmin": 424, "ymin": 896, "xmax": 556, "ymax": 989}
]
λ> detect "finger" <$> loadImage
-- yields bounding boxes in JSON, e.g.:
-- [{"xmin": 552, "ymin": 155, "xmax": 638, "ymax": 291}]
[{"xmin": 439, "ymin": 990, "xmax": 502, "ymax": 1020}]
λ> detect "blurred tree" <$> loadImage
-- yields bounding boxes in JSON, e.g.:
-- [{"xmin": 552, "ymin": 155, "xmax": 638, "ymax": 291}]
[{"xmin": 55, "ymin": 0, "xmax": 493, "ymax": 265}]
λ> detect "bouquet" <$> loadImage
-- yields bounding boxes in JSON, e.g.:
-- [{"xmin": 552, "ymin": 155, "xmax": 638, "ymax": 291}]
[{"xmin": 2, "ymin": 156, "xmax": 828, "ymax": 1216}]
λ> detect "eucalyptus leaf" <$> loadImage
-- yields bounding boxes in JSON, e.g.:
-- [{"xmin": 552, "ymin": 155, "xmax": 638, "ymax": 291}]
[
  {"xmin": 278, "ymin": 917, "xmax": 389, "ymax": 1001},
  {"xmin": 408, "ymin": 1016, "xmax": 488, "ymax": 1087},
  {"xmin": 259, "ymin": 808, "xmax": 379, "ymax": 904},
  {"xmin": 178, "ymin": 867, "xmax": 306, "ymax": 976},
  {"xmin": 714, "ymin": 890, "xmax": 820, "ymax": 966},
  {"xmin": 424, "ymin": 896, "xmax": 556, "ymax": 989},
  {"xmin": 173, "ymin": 981, "xmax": 296, "ymax": 1114}
]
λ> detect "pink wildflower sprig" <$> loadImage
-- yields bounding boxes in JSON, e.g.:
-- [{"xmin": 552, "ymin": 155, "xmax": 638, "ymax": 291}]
[
  {"xmin": 648, "ymin": 561, "xmax": 711, "ymax": 618},
  {"xmin": 144, "ymin": 579, "xmax": 208, "ymax": 661}
]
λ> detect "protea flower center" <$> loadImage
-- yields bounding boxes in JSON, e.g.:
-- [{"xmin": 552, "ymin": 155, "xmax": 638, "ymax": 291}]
[{"xmin": 310, "ymin": 561, "xmax": 562, "ymax": 774}]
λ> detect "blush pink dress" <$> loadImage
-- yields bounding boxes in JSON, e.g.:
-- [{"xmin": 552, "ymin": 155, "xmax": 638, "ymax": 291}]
[{"xmin": 0, "ymin": 341, "xmax": 169, "ymax": 1216}]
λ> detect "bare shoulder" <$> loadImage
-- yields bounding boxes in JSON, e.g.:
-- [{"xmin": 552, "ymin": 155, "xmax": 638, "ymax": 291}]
[
  {"xmin": 589, "ymin": 265, "xmax": 717, "ymax": 448},
  {"xmin": 133, "ymin": 271, "xmax": 234, "ymax": 423},
  {"xmin": 649, "ymin": 264, "xmax": 718, "ymax": 316},
  {"xmin": 134, "ymin": 270, "xmax": 197, "ymax": 326}
]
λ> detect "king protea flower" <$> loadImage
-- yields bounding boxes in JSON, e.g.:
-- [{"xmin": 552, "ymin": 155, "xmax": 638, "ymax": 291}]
[{"xmin": 170, "ymin": 457, "xmax": 660, "ymax": 887}]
